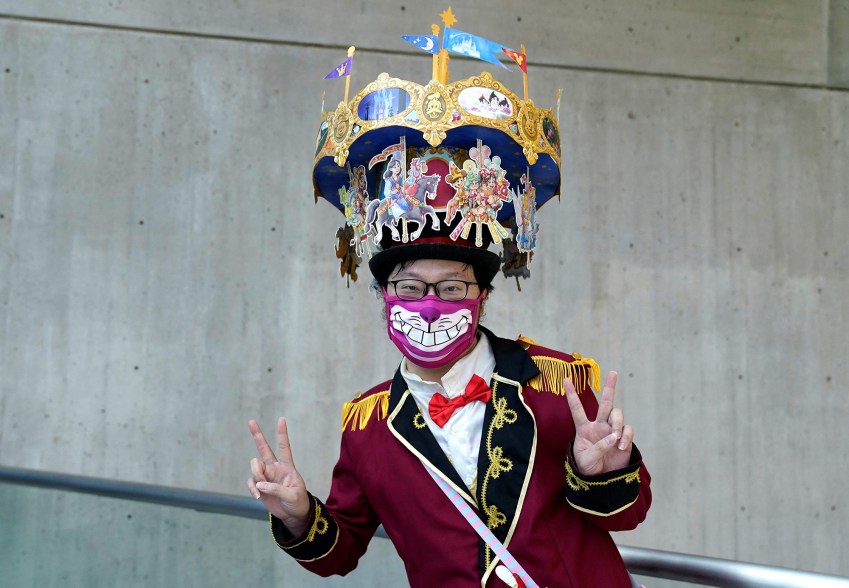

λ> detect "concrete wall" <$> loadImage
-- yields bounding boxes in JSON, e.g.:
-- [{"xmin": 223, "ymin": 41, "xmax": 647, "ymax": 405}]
[{"xmin": 1, "ymin": 1, "xmax": 847, "ymax": 586}]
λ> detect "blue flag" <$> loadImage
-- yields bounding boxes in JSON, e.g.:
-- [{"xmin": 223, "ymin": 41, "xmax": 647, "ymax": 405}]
[
  {"xmin": 401, "ymin": 35, "xmax": 440, "ymax": 55},
  {"xmin": 442, "ymin": 28, "xmax": 511, "ymax": 70},
  {"xmin": 324, "ymin": 56, "xmax": 353, "ymax": 79}
]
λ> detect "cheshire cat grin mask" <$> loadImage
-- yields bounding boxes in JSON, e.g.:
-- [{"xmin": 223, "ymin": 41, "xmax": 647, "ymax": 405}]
[{"xmin": 384, "ymin": 292, "xmax": 484, "ymax": 368}]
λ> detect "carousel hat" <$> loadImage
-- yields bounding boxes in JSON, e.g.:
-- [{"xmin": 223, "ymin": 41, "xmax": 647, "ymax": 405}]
[{"xmin": 315, "ymin": 10, "xmax": 562, "ymax": 286}]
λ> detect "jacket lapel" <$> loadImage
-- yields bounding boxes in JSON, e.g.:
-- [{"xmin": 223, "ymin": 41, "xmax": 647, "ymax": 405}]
[
  {"xmin": 386, "ymin": 367, "xmax": 476, "ymax": 505},
  {"xmin": 475, "ymin": 327, "xmax": 541, "ymax": 582},
  {"xmin": 384, "ymin": 329, "xmax": 543, "ymax": 584}
]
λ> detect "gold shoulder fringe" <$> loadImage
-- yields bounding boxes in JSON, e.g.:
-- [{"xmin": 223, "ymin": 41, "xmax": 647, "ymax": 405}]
[
  {"xmin": 341, "ymin": 391, "xmax": 390, "ymax": 432},
  {"xmin": 527, "ymin": 353, "xmax": 601, "ymax": 395}
]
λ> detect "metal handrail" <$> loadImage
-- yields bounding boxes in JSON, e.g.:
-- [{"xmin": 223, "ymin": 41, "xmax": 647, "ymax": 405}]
[
  {"xmin": 2, "ymin": 464, "xmax": 847, "ymax": 587},
  {"xmin": 619, "ymin": 546, "xmax": 849, "ymax": 587},
  {"xmin": 0, "ymin": 464, "xmax": 270, "ymax": 520}
]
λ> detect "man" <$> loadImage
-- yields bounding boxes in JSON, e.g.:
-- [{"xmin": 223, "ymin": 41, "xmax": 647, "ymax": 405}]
[
  {"xmin": 247, "ymin": 250, "xmax": 650, "ymax": 587},
  {"xmin": 247, "ymin": 42, "xmax": 651, "ymax": 586}
]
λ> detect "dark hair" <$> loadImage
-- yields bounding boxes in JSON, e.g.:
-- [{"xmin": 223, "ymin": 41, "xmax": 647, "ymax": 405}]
[{"xmin": 383, "ymin": 158, "xmax": 402, "ymax": 179}]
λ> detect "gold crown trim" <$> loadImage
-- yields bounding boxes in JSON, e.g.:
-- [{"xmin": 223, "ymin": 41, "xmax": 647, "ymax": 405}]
[{"xmin": 314, "ymin": 72, "xmax": 560, "ymax": 169}]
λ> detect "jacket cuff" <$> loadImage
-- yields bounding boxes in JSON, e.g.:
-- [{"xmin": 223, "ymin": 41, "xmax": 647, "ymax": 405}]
[
  {"xmin": 269, "ymin": 494, "xmax": 340, "ymax": 562},
  {"xmin": 563, "ymin": 445, "xmax": 643, "ymax": 516}
]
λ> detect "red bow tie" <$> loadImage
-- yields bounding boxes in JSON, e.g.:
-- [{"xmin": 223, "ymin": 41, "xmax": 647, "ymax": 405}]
[{"xmin": 428, "ymin": 374, "xmax": 492, "ymax": 427}]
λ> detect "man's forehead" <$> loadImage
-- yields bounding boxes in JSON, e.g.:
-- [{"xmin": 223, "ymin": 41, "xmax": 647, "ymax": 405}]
[{"xmin": 391, "ymin": 259, "xmax": 474, "ymax": 278}]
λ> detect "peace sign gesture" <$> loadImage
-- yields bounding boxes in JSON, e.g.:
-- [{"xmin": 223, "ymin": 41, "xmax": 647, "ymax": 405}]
[
  {"xmin": 565, "ymin": 371, "xmax": 634, "ymax": 476},
  {"xmin": 247, "ymin": 417, "xmax": 311, "ymax": 536}
]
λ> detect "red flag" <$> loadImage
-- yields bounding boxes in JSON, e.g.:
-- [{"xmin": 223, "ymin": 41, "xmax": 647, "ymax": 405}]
[{"xmin": 502, "ymin": 48, "xmax": 527, "ymax": 73}]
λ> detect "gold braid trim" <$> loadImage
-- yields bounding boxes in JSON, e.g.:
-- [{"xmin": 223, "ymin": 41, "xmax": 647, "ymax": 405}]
[
  {"xmin": 479, "ymin": 380, "xmax": 516, "ymax": 569},
  {"xmin": 564, "ymin": 459, "xmax": 641, "ymax": 491},
  {"xmin": 306, "ymin": 502, "xmax": 330, "ymax": 542},
  {"xmin": 412, "ymin": 409, "xmax": 427, "ymax": 429},
  {"xmin": 527, "ymin": 354, "xmax": 601, "ymax": 396},
  {"xmin": 340, "ymin": 391, "xmax": 389, "ymax": 432},
  {"xmin": 271, "ymin": 496, "xmax": 332, "ymax": 550}
]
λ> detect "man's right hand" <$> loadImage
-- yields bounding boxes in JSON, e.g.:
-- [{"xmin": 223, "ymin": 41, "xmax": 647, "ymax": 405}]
[{"xmin": 247, "ymin": 417, "xmax": 311, "ymax": 536}]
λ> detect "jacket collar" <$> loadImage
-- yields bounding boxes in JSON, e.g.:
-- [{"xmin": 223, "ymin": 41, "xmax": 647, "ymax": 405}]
[{"xmin": 478, "ymin": 325, "xmax": 539, "ymax": 385}]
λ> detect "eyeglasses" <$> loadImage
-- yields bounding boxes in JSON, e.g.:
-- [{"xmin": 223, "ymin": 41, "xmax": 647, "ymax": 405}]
[{"xmin": 388, "ymin": 279, "xmax": 479, "ymax": 301}]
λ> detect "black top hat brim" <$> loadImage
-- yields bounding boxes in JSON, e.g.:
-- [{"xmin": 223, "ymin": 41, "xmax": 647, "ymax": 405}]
[{"xmin": 369, "ymin": 241, "xmax": 501, "ymax": 289}]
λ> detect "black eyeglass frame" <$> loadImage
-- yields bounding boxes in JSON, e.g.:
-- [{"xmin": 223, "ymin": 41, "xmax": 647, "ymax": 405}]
[{"xmin": 387, "ymin": 279, "xmax": 480, "ymax": 301}]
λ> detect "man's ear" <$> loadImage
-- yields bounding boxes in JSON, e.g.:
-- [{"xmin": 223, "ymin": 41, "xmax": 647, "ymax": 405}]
[{"xmin": 477, "ymin": 290, "xmax": 489, "ymax": 322}]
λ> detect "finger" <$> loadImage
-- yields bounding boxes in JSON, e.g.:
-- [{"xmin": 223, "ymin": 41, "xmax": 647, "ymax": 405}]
[
  {"xmin": 564, "ymin": 378, "xmax": 589, "ymax": 428},
  {"xmin": 609, "ymin": 407, "xmax": 624, "ymax": 439},
  {"xmin": 618, "ymin": 425, "xmax": 634, "ymax": 451},
  {"xmin": 595, "ymin": 371, "xmax": 618, "ymax": 423},
  {"xmin": 594, "ymin": 431, "xmax": 620, "ymax": 455},
  {"xmin": 256, "ymin": 480, "xmax": 293, "ymax": 500},
  {"xmin": 250, "ymin": 458, "xmax": 267, "ymax": 482},
  {"xmin": 247, "ymin": 477, "xmax": 261, "ymax": 500},
  {"xmin": 577, "ymin": 431, "xmax": 620, "ymax": 472},
  {"xmin": 248, "ymin": 419, "xmax": 278, "ymax": 464},
  {"xmin": 276, "ymin": 417, "xmax": 297, "ymax": 469}
]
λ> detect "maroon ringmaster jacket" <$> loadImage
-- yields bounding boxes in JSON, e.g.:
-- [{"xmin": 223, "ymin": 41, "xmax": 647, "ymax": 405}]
[{"xmin": 270, "ymin": 328, "xmax": 652, "ymax": 587}]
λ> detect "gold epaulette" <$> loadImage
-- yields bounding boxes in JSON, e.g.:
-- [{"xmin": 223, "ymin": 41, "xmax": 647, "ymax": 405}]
[
  {"xmin": 340, "ymin": 390, "xmax": 390, "ymax": 432},
  {"xmin": 517, "ymin": 335, "xmax": 538, "ymax": 349},
  {"xmin": 527, "ymin": 352, "xmax": 601, "ymax": 396}
]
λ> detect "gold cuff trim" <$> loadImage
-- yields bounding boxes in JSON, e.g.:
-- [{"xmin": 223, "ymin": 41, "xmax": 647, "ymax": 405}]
[
  {"xmin": 564, "ymin": 459, "xmax": 641, "ymax": 490},
  {"xmin": 306, "ymin": 503, "xmax": 330, "ymax": 543},
  {"xmin": 278, "ymin": 498, "xmax": 329, "ymax": 550},
  {"xmin": 565, "ymin": 496, "xmax": 640, "ymax": 517}
]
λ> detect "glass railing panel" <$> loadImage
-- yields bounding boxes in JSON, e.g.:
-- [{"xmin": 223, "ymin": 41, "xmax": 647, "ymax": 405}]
[
  {"xmin": 3, "ymin": 471, "xmax": 848, "ymax": 588},
  {"xmin": 0, "ymin": 482, "xmax": 408, "ymax": 588}
]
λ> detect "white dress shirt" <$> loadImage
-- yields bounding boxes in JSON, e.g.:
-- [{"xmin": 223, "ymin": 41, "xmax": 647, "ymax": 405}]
[{"xmin": 401, "ymin": 332, "xmax": 496, "ymax": 491}]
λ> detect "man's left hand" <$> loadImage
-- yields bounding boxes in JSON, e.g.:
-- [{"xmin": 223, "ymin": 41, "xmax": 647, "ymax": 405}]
[{"xmin": 565, "ymin": 371, "xmax": 634, "ymax": 476}]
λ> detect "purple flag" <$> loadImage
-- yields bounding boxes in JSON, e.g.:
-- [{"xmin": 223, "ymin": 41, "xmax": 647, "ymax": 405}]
[{"xmin": 324, "ymin": 56, "xmax": 353, "ymax": 79}]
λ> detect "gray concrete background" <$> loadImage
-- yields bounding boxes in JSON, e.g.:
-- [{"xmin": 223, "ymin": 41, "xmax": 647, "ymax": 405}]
[{"xmin": 1, "ymin": 1, "xmax": 847, "ymax": 586}]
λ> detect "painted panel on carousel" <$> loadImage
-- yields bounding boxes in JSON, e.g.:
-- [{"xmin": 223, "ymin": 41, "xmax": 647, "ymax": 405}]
[
  {"xmin": 445, "ymin": 141, "xmax": 512, "ymax": 246},
  {"xmin": 458, "ymin": 87, "xmax": 513, "ymax": 120},
  {"xmin": 315, "ymin": 120, "xmax": 329, "ymax": 158},
  {"xmin": 357, "ymin": 88, "xmax": 412, "ymax": 121},
  {"xmin": 542, "ymin": 116, "xmax": 560, "ymax": 156}
]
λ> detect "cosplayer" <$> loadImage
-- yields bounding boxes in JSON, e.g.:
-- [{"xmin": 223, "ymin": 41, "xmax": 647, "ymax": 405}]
[{"xmin": 248, "ymin": 14, "xmax": 651, "ymax": 587}]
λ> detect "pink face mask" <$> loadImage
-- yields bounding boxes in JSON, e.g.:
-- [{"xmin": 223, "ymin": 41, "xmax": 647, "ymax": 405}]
[{"xmin": 384, "ymin": 292, "xmax": 484, "ymax": 368}]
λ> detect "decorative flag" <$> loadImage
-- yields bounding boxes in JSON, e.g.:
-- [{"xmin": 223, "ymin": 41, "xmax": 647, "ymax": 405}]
[
  {"xmin": 324, "ymin": 56, "xmax": 353, "ymax": 79},
  {"xmin": 502, "ymin": 48, "xmax": 527, "ymax": 73},
  {"xmin": 442, "ymin": 27, "xmax": 511, "ymax": 70},
  {"xmin": 401, "ymin": 35, "xmax": 440, "ymax": 55},
  {"xmin": 368, "ymin": 141, "xmax": 405, "ymax": 170}
]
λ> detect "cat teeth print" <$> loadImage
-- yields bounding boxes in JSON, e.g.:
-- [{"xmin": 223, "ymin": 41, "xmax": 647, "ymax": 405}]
[{"xmin": 393, "ymin": 312, "xmax": 470, "ymax": 349}]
